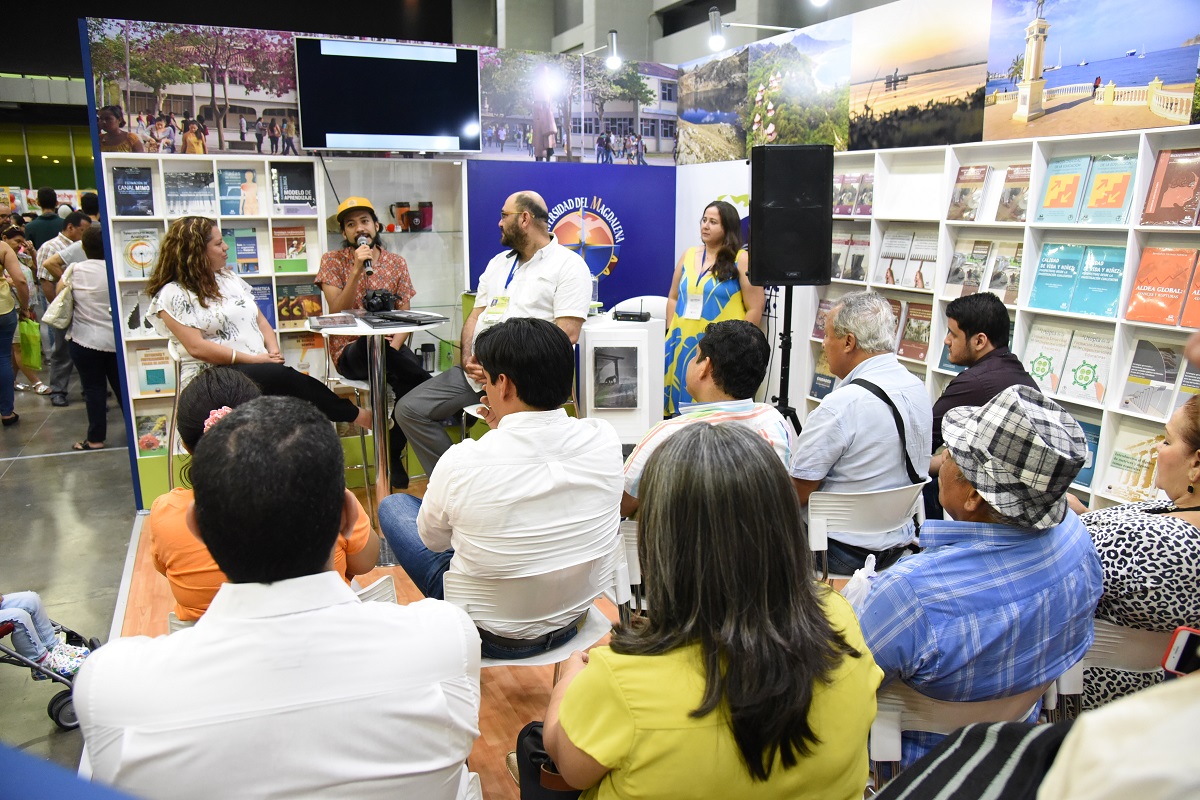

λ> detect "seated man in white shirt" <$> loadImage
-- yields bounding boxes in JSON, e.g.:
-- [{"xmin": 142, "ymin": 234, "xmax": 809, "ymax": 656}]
[
  {"xmin": 378, "ymin": 317, "xmax": 624, "ymax": 660},
  {"xmin": 75, "ymin": 397, "xmax": 481, "ymax": 800},
  {"xmin": 621, "ymin": 319, "xmax": 796, "ymax": 517},
  {"xmin": 790, "ymin": 290, "xmax": 932, "ymax": 574}
]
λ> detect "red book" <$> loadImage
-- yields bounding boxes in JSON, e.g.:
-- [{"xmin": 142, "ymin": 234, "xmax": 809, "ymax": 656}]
[{"xmin": 1125, "ymin": 247, "xmax": 1198, "ymax": 325}]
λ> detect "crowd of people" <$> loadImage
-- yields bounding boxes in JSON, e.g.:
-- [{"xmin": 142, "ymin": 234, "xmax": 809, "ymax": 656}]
[
  {"xmin": 98, "ymin": 105, "xmax": 301, "ymax": 155},
  {"xmin": 5, "ymin": 181, "xmax": 1199, "ymax": 798}
]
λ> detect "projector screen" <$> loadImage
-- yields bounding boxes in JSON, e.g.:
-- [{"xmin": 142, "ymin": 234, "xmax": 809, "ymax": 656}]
[{"xmin": 294, "ymin": 37, "xmax": 482, "ymax": 152}]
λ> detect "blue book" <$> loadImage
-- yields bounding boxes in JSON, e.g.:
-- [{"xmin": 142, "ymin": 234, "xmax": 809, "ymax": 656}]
[
  {"xmin": 222, "ymin": 227, "xmax": 259, "ymax": 274},
  {"xmin": 1075, "ymin": 420, "xmax": 1101, "ymax": 488},
  {"xmin": 1078, "ymin": 154, "xmax": 1137, "ymax": 225},
  {"xmin": 1069, "ymin": 246, "xmax": 1126, "ymax": 317},
  {"xmin": 1029, "ymin": 243, "xmax": 1086, "ymax": 312},
  {"xmin": 937, "ymin": 343, "xmax": 966, "ymax": 374},
  {"xmin": 249, "ymin": 282, "xmax": 275, "ymax": 329},
  {"xmin": 1035, "ymin": 156, "xmax": 1093, "ymax": 223}
]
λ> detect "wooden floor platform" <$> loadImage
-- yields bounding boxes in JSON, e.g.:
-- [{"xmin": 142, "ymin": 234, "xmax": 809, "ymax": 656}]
[{"xmin": 119, "ymin": 481, "xmax": 615, "ymax": 800}]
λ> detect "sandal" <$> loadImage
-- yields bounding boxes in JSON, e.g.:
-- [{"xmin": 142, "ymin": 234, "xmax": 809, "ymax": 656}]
[
  {"xmin": 33, "ymin": 382, "xmax": 51, "ymax": 395},
  {"xmin": 71, "ymin": 441, "xmax": 105, "ymax": 451},
  {"xmin": 14, "ymin": 382, "xmax": 31, "ymax": 392}
]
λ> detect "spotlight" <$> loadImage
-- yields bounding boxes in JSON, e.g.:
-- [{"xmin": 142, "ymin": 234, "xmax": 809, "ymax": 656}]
[
  {"xmin": 708, "ymin": 7, "xmax": 725, "ymax": 51},
  {"xmin": 605, "ymin": 30, "xmax": 621, "ymax": 70}
]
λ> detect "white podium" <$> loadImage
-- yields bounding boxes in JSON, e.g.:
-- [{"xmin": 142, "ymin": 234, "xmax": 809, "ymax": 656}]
[{"xmin": 578, "ymin": 313, "xmax": 665, "ymax": 447}]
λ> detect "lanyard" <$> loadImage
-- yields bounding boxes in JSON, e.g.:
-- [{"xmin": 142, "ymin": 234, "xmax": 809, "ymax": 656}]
[
  {"xmin": 693, "ymin": 248, "xmax": 713, "ymax": 291},
  {"xmin": 504, "ymin": 253, "xmax": 521, "ymax": 290}
]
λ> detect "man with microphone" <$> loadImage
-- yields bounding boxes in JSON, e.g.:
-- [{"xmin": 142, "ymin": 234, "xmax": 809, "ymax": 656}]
[{"xmin": 316, "ymin": 196, "xmax": 430, "ymax": 488}]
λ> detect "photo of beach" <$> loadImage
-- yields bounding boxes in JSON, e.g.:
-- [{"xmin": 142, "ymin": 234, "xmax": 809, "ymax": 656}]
[
  {"xmin": 677, "ymin": 48, "xmax": 749, "ymax": 165},
  {"xmin": 984, "ymin": 0, "xmax": 1200, "ymax": 140},
  {"xmin": 848, "ymin": 0, "xmax": 990, "ymax": 150},
  {"xmin": 745, "ymin": 18, "xmax": 852, "ymax": 153}
]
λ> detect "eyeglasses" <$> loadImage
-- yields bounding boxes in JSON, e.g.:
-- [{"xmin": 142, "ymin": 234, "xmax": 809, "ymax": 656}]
[{"xmin": 500, "ymin": 209, "xmax": 522, "ymax": 218}]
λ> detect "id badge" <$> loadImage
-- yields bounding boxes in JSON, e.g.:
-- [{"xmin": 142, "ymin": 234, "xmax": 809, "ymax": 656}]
[
  {"xmin": 682, "ymin": 290, "xmax": 704, "ymax": 320},
  {"xmin": 479, "ymin": 295, "xmax": 510, "ymax": 329}
]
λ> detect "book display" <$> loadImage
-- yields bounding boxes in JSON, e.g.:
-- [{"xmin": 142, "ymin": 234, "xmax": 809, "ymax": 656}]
[
  {"xmin": 101, "ymin": 153, "xmax": 468, "ymax": 503},
  {"xmin": 799, "ymin": 129, "xmax": 1200, "ymax": 511}
]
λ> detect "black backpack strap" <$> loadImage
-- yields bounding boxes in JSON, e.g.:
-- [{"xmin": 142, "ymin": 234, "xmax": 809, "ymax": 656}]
[{"xmin": 848, "ymin": 378, "xmax": 922, "ymax": 485}]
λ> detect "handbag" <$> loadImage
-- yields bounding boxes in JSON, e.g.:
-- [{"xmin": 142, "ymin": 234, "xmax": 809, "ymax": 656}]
[
  {"xmin": 42, "ymin": 265, "xmax": 74, "ymax": 331},
  {"xmin": 515, "ymin": 721, "xmax": 581, "ymax": 799},
  {"xmin": 18, "ymin": 318, "xmax": 42, "ymax": 369}
]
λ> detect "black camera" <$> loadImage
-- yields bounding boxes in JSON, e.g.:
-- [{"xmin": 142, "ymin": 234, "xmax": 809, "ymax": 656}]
[{"xmin": 363, "ymin": 289, "xmax": 399, "ymax": 313}]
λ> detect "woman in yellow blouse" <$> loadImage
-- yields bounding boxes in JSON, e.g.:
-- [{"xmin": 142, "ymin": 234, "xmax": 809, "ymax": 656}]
[
  {"xmin": 542, "ymin": 424, "xmax": 882, "ymax": 799},
  {"xmin": 97, "ymin": 106, "xmax": 144, "ymax": 153},
  {"xmin": 664, "ymin": 200, "xmax": 763, "ymax": 416}
]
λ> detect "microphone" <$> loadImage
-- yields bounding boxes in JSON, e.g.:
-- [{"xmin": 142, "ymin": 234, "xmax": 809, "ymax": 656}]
[{"xmin": 357, "ymin": 235, "xmax": 373, "ymax": 276}]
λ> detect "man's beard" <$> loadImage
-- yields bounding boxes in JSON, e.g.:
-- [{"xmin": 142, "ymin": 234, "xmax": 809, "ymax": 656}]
[{"xmin": 501, "ymin": 223, "xmax": 526, "ymax": 251}]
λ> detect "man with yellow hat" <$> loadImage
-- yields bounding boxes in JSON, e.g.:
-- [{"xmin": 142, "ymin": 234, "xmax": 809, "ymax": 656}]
[{"xmin": 316, "ymin": 196, "xmax": 431, "ymax": 488}]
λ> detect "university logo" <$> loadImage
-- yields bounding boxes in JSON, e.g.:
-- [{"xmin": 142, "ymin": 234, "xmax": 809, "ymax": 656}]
[{"xmin": 547, "ymin": 195, "xmax": 624, "ymax": 281}]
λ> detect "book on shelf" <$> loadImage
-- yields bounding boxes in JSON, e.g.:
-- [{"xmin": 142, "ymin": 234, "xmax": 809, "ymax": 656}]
[
  {"xmin": 1120, "ymin": 339, "xmax": 1184, "ymax": 419},
  {"xmin": 270, "ymin": 162, "xmax": 317, "ymax": 215},
  {"xmin": 874, "ymin": 228, "xmax": 914, "ymax": 285},
  {"xmin": 1101, "ymin": 417, "xmax": 1165, "ymax": 503},
  {"xmin": 1027, "ymin": 242, "xmax": 1086, "ymax": 312},
  {"xmin": 943, "ymin": 240, "xmax": 991, "ymax": 299},
  {"xmin": 276, "ymin": 283, "xmax": 323, "ymax": 329},
  {"xmin": 222, "ymin": 227, "xmax": 259, "ymax": 274},
  {"xmin": 217, "ymin": 168, "xmax": 259, "ymax": 216},
  {"xmin": 830, "ymin": 229, "xmax": 852, "ymax": 280},
  {"xmin": 843, "ymin": 234, "xmax": 870, "ymax": 282},
  {"xmin": 984, "ymin": 241, "xmax": 1023, "ymax": 306},
  {"xmin": 1058, "ymin": 328, "xmax": 1114, "ymax": 403},
  {"xmin": 1068, "ymin": 245, "xmax": 1126, "ymax": 318},
  {"xmin": 1140, "ymin": 148, "xmax": 1200, "ymax": 226},
  {"xmin": 946, "ymin": 164, "xmax": 992, "ymax": 221},
  {"xmin": 118, "ymin": 227, "xmax": 160, "ymax": 278},
  {"xmin": 812, "ymin": 298, "xmax": 835, "ymax": 339},
  {"xmin": 1074, "ymin": 419, "xmax": 1101, "ymax": 488},
  {"xmin": 135, "ymin": 347, "xmax": 175, "ymax": 394},
  {"xmin": 994, "ymin": 164, "xmax": 1031, "ymax": 222},
  {"xmin": 1022, "ymin": 320, "xmax": 1074, "ymax": 393},
  {"xmin": 886, "ymin": 297, "xmax": 906, "ymax": 343},
  {"xmin": 249, "ymin": 282, "xmax": 275, "ymax": 329},
  {"xmin": 853, "ymin": 173, "xmax": 874, "ymax": 216},
  {"xmin": 1174, "ymin": 362, "xmax": 1200, "ymax": 413},
  {"xmin": 936, "ymin": 342, "xmax": 967, "ymax": 374},
  {"xmin": 280, "ymin": 331, "xmax": 326, "ymax": 378},
  {"xmin": 1035, "ymin": 155, "xmax": 1093, "ymax": 223},
  {"xmin": 1125, "ymin": 247, "xmax": 1198, "ymax": 325},
  {"xmin": 1077, "ymin": 153, "xmax": 1137, "ymax": 225},
  {"xmin": 896, "ymin": 302, "xmax": 932, "ymax": 361},
  {"xmin": 162, "ymin": 171, "xmax": 217, "ymax": 217},
  {"xmin": 120, "ymin": 289, "xmax": 157, "ymax": 338},
  {"xmin": 900, "ymin": 228, "xmax": 937, "ymax": 289},
  {"xmin": 1181, "ymin": 259, "xmax": 1200, "ymax": 328},
  {"xmin": 833, "ymin": 174, "xmax": 860, "ymax": 215},
  {"xmin": 272, "ymin": 226, "xmax": 309, "ymax": 273},
  {"xmin": 811, "ymin": 348, "xmax": 836, "ymax": 399},
  {"xmin": 112, "ymin": 167, "xmax": 154, "ymax": 216},
  {"xmin": 135, "ymin": 406, "xmax": 171, "ymax": 458}
]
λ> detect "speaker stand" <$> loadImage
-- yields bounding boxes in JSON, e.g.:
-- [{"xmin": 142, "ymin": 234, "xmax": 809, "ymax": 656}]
[{"xmin": 771, "ymin": 285, "xmax": 802, "ymax": 435}]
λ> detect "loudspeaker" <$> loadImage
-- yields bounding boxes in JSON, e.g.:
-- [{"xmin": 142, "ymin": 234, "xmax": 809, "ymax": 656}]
[{"xmin": 748, "ymin": 144, "xmax": 834, "ymax": 286}]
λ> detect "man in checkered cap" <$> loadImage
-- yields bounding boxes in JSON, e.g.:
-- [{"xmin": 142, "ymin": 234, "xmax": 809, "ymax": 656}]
[{"xmin": 853, "ymin": 385, "xmax": 1102, "ymax": 767}]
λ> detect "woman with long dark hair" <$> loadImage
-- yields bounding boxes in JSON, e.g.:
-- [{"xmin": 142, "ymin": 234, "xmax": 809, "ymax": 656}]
[
  {"xmin": 145, "ymin": 216, "xmax": 371, "ymax": 430},
  {"xmin": 663, "ymin": 200, "xmax": 764, "ymax": 416},
  {"xmin": 97, "ymin": 105, "xmax": 145, "ymax": 153},
  {"xmin": 541, "ymin": 424, "xmax": 882, "ymax": 798}
]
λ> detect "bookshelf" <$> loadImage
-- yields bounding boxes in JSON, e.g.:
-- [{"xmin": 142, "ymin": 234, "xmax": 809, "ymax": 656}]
[
  {"xmin": 101, "ymin": 153, "xmax": 468, "ymax": 506},
  {"xmin": 804, "ymin": 127, "xmax": 1200, "ymax": 511}
]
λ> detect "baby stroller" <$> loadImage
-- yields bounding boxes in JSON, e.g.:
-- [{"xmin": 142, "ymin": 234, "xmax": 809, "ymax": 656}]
[{"xmin": 0, "ymin": 619, "xmax": 101, "ymax": 730}]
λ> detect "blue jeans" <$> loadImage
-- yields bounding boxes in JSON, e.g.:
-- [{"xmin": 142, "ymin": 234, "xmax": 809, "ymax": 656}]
[
  {"xmin": 377, "ymin": 493, "xmax": 584, "ymax": 660},
  {"xmin": 1, "ymin": 591, "xmax": 58, "ymax": 661},
  {"xmin": 377, "ymin": 493, "xmax": 453, "ymax": 601},
  {"xmin": 0, "ymin": 307, "xmax": 15, "ymax": 415}
]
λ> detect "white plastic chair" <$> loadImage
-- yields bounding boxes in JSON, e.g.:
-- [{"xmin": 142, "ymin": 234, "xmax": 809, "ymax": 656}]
[
  {"xmin": 610, "ymin": 519, "xmax": 646, "ymax": 626},
  {"xmin": 354, "ymin": 574, "xmax": 397, "ymax": 604},
  {"xmin": 807, "ymin": 479, "xmax": 930, "ymax": 580},
  {"xmin": 611, "ymin": 295, "xmax": 669, "ymax": 320},
  {"xmin": 442, "ymin": 540, "xmax": 630, "ymax": 682},
  {"xmin": 166, "ymin": 611, "xmax": 194, "ymax": 633},
  {"xmin": 1051, "ymin": 618, "xmax": 1173, "ymax": 719},
  {"xmin": 869, "ymin": 680, "xmax": 1050, "ymax": 788},
  {"xmin": 323, "ymin": 352, "xmax": 378, "ymax": 527}
]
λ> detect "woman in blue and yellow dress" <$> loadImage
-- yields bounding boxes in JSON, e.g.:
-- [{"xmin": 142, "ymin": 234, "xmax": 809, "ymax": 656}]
[{"xmin": 664, "ymin": 200, "xmax": 764, "ymax": 416}]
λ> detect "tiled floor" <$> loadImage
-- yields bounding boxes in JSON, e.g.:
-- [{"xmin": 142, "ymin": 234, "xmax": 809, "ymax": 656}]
[{"xmin": 0, "ymin": 385, "xmax": 135, "ymax": 769}]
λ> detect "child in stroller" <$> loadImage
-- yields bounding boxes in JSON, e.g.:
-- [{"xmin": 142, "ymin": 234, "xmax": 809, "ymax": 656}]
[{"xmin": 1, "ymin": 591, "xmax": 91, "ymax": 680}]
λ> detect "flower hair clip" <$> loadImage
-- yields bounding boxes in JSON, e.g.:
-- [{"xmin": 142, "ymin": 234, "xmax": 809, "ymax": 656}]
[{"xmin": 203, "ymin": 406, "xmax": 234, "ymax": 433}]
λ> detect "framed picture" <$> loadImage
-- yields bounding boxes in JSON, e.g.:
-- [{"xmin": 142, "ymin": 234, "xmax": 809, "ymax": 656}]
[{"xmin": 593, "ymin": 346, "xmax": 639, "ymax": 409}]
